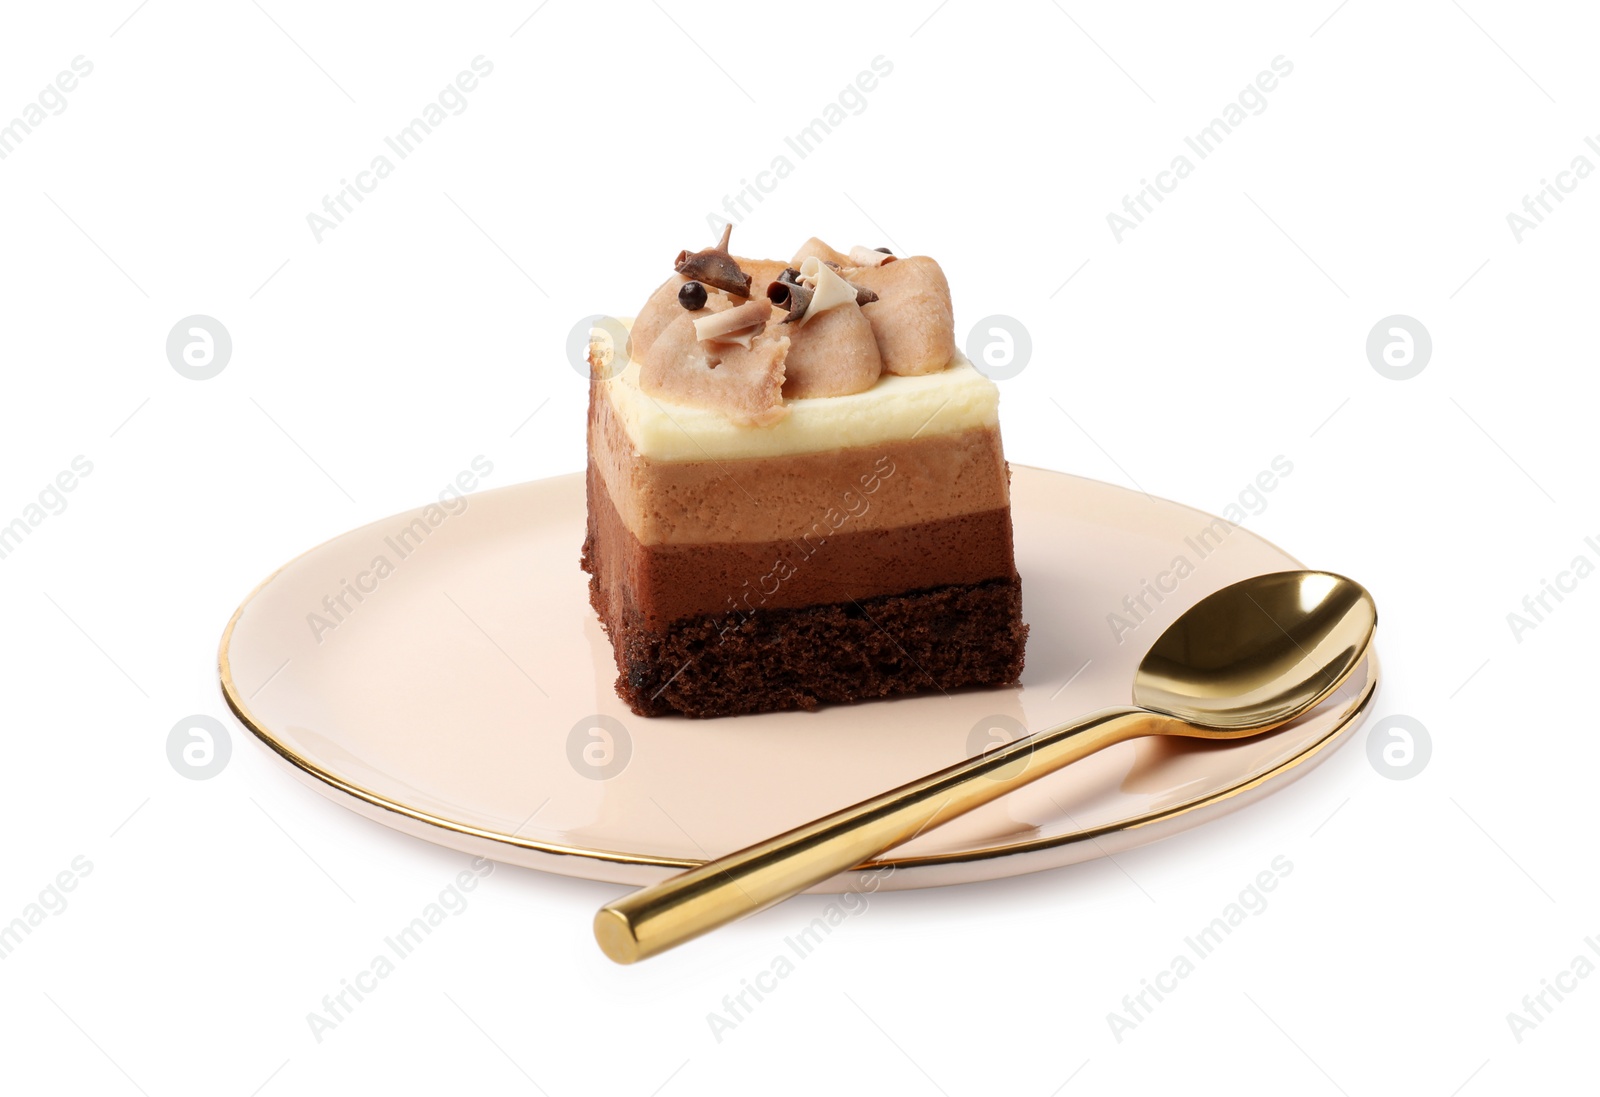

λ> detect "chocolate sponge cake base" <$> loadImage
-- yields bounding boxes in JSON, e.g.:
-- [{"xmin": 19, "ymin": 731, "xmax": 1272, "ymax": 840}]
[{"xmin": 585, "ymin": 568, "xmax": 1028, "ymax": 719}]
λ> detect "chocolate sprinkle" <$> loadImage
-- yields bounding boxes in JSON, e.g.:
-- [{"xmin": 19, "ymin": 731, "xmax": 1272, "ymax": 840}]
[{"xmin": 678, "ymin": 281, "xmax": 708, "ymax": 310}]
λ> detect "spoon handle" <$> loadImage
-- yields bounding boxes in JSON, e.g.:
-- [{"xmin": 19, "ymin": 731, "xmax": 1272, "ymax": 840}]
[{"xmin": 595, "ymin": 706, "xmax": 1167, "ymax": 963}]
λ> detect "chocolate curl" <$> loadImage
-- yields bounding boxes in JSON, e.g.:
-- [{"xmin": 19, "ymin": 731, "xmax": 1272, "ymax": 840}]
[
  {"xmin": 674, "ymin": 224, "xmax": 753, "ymax": 298},
  {"xmin": 777, "ymin": 261, "xmax": 877, "ymax": 322},
  {"xmin": 798, "ymin": 257, "xmax": 874, "ymax": 298},
  {"xmin": 692, "ymin": 298, "xmax": 772, "ymax": 347},
  {"xmin": 848, "ymin": 245, "xmax": 896, "ymax": 267},
  {"xmin": 768, "ymin": 278, "xmax": 816, "ymax": 323}
]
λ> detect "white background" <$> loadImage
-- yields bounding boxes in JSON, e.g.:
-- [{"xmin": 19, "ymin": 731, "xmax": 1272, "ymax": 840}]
[{"xmin": 1, "ymin": 1, "xmax": 1593, "ymax": 1093}]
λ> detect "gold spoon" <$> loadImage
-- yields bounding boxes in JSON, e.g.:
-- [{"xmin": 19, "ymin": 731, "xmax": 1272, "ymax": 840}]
[{"xmin": 595, "ymin": 569, "xmax": 1376, "ymax": 964}]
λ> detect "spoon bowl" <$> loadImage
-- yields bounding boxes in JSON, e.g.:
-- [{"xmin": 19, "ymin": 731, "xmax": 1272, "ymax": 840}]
[{"xmin": 1134, "ymin": 570, "xmax": 1376, "ymax": 731}]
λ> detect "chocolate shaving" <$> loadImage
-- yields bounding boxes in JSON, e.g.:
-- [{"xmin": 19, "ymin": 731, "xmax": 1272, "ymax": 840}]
[
  {"xmin": 853, "ymin": 284, "xmax": 880, "ymax": 306},
  {"xmin": 674, "ymin": 224, "xmax": 753, "ymax": 298}
]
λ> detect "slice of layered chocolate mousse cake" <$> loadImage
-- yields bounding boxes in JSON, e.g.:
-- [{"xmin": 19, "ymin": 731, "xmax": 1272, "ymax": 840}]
[{"xmin": 582, "ymin": 228, "xmax": 1026, "ymax": 718}]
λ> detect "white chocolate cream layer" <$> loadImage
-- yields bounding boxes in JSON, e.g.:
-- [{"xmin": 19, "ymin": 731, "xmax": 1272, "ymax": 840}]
[{"xmin": 601, "ymin": 348, "xmax": 1000, "ymax": 463}]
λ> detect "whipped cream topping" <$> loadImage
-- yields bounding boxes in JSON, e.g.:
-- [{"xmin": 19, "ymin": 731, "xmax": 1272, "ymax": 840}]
[{"xmin": 625, "ymin": 229, "xmax": 957, "ymax": 425}]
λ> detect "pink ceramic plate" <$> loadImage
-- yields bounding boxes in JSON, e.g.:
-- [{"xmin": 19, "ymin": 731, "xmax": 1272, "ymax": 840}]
[{"xmin": 219, "ymin": 467, "xmax": 1377, "ymax": 892}]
